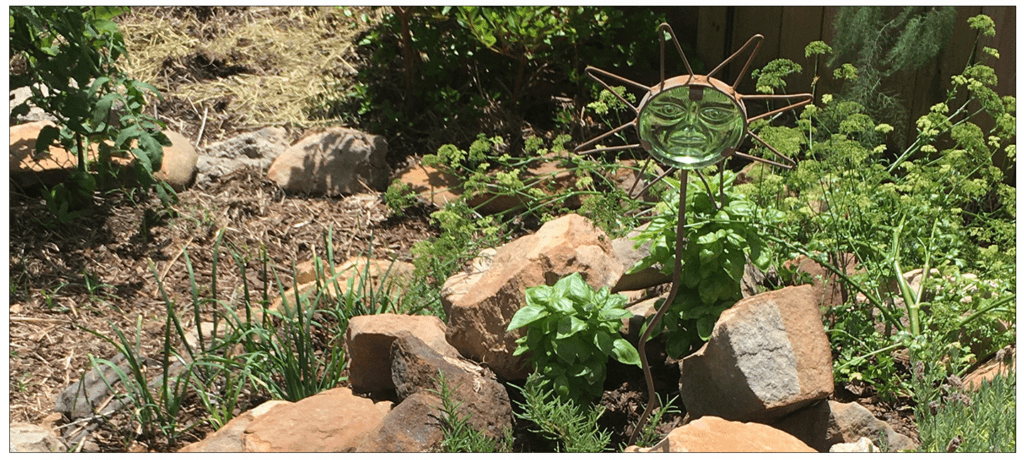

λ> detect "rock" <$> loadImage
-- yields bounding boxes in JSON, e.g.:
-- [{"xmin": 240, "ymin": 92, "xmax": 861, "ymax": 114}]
[
  {"xmin": 55, "ymin": 353, "xmax": 135, "ymax": 421},
  {"xmin": 393, "ymin": 164, "xmax": 465, "ymax": 208},
  {"xmin": 443, "ymin": 213, "xmax": 624, "ymax": 381},
  {"xmin": 632, "ymin": 416, "xmax": 816, "ymax": 452},
  {"xmin": 394, "ymin": 155, "xmax": 593, "ymax": 215},
  {"xmin": 9, "ymin": 85, "xmax": 55, "ymax": 123},
  {"xmin": 783, "ymin": 253, "xmax": 859, "ymax": 309},
  {"xmin": 10, "ymin": 121, "xmax": 125, "ymax": 190},
  {"xmin": 268, "ymin": 256, "xmax": 415, "ymax": 314},
  {"xmin": 622, "ymin": 295, "xmax": 660, "ymax": 344},
  {"xmin": 10, "ymin": 121, "xmax": 195, "ymax": 191},
  {"xmin": 266, "ymin": 128, "xmax": 389, "ymax": 196},
  {"xmin": 773, "ymin": 400, "xmax": 917, "ymax": 452},
  {"xmin": 152, "ymin": 130, "xmax": 198, "ymax": 191},
  {"xmin": 10, "ymin": 423, "xmax": 67, "ymax": 453},
  {"xmin": 740, "ymin": 255, "xmax": 767, "ymax": 298},
  {"xmin": 196, "ymin": 127, "xmax": 290, "ymax": 186},
  {"xmin": 356, "ymin": 391, "xmax": 444, "ymax": 452},
  {"xmin": 829, "ymin": 436, "xmax": 878, "ymax": 452},
  {"xmin": 242, "ymin": 387, "xmax": 387, "ymax": 452},
  {"xmin": 963, "ymin": 345, "xmax": 1015, "ymax": 391},
  {"xmin": 678, "ymin": 285, "xmax": 834, "ymax": 423},
  {"xmin": 611, "ymin": 223, "xmax": 671, "ymax": 293},
  {"xmin": 390, "ymin": 335, "xmax": 513, "ymax": 439},
  {"xmin": 179, "ymin": 400, "xmax": 289, "ymax": 452},
  {"xmin": 345, "ymin": 314, "xmax": 460, "ymax": 393}
]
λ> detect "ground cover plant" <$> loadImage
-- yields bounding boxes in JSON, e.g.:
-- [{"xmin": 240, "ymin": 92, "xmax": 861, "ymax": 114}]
[{"xmin": 8, "ymin": 6, "xmax": 1014, "ymax": 453}]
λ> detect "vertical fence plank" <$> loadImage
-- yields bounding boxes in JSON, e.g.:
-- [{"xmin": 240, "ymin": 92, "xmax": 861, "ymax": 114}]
[
  {"xmin": 728, "ymin": 6, "xmax": 783, "ymax": 94},
  {"xmin": 696, "ymin": 6, "xmax": 729, "ymax": 75},
  {"xmin": 779, "ymin": 6, "xmax": 825, "ymax": 95}
]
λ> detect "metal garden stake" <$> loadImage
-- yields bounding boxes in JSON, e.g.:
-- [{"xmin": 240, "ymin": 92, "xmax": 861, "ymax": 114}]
[{"xmin": 574, "ymin": 23, "xmax": 812, "ymax": 445}]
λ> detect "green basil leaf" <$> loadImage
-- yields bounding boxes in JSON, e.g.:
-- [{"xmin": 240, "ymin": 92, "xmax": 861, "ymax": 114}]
[
  {"xmin": 610, "ymin": 337, "xmax": 641, "ymax": 367},
  {"xmin": 507, "ymin": 304, "xmax": 548, "ymax": 331}
]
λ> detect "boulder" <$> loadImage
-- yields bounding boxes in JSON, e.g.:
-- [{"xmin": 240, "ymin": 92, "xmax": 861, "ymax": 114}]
[
  {"xmin": 268, "ymin": 256, "xmax": 415, "ymax": 314},
  {"xmin": 241, "ymin": 387, "xmax": 388, "ymax": 452},
  {"xmin": 963, "ymin": 345, "xmax": 1015, "ymax": 391},
  {"xmin": 196, "ymin": 127, "xmax": 290, "ymax": 186},
  {"xmin": 178, "ymin": 400, "xmax": 289, "ymax": 452},
  {"xmin": 266, "ymin": 127, "xmax": 389, "ymax": 196},
  {"xmin": 10, "ymin": 121, "xmax": 125, "ymax": 190},
  {"xmin": 631, "ymin": 416, "xmax": 816, "ymax": 452},
  {"xmin": 678, "ymin": 285, "xmax": 834, "ymax": 423},
  {"xmin": 9, "ymin": 85, "xmax": 55, "ymax": 123},
  {"xmin": 610, "ymin": 223, "xmax": 671, "ymax": 293},
  {"xmin": 393, "ymin": 155, "xmax": 597, "ymax": 215},
  {"xmin": 10, "ymin": 121, "xmax": 196, "ymax": 191},
  {"xmin": 443, "ymin": 213, "xmax": 624, "ymax": 381},
  {"xmin": 356, "ymin": 392, "xmax": 444, "ymax": 452},
  {"xmin": 345, "ymin": 314, "xmax": 460, "ymax": 393},
  {"xmin": 10, "ymin": 423, "xmax": 67, "ymax": 453},
  {"xmin": 772, "ymin": 400, "xmax": 917, "ymax": 452},
  {"xmin": 829, "ymin": 437, "xmax": 879, "ymax": 452},
  {"xmin": 393, "ymin": 164, "xmax": 467, "ymax": 209},
  {"xmin": 783, "ymin": 253, "xmax": 858, "ymax": 309},
  {"xmin": 152, "ymin": 130, "xmax": 199, "ymax": 191},
  {"xmin": 390, "ymin": 335, "xmax": 513, "ymax": 439},
  {"xmin": 55, "ymin": 353, "xmax": 136, "ymax": 421}
]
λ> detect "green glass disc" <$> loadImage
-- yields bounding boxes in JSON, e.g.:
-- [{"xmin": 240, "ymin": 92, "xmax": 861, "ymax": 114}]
[{"xmin": 638, "ymin": 85, "xmax": 746, "ymax": 170}]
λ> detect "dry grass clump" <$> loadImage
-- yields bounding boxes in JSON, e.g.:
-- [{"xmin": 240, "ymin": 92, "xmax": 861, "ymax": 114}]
[{"xmin": 115, "ymin": 6, "xmax": 385, "ymax": 144}]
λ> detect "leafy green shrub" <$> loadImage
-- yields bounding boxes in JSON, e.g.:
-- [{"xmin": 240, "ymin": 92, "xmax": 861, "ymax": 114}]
[
  {"xmin": 421, "ymin": 133, "xmax": 644, "ymax": 236},
  {"xmin": 629, "ymin": 169, "xmax": 782, "ymax": 358},
  {"xmin": 740, "ymin": 13, "xmax": 1015, "ymax": 402},
  {"xmin": 511, "ymin": 373, "xmax": 612, "ymax": 452},
  {"xmin": 507, "ymin": 273, "xmax": 640, "ymax": 404},
  {"xmin": 344, "ymin": 6, "xmax": 667, "ymax": 156},
  {"xmin": 10, "ymin": 6, "xmax": 174, "ymax": 214}
]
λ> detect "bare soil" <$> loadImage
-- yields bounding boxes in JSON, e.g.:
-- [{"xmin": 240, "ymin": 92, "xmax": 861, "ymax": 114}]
[{"xmin": 8, "ymin": 6, "xmax": 919, "ymax": 452}]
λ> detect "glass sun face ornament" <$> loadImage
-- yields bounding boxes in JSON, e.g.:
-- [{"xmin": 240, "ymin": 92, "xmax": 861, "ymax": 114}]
[{"xmin": 576, "ymin": 23, "xmax": 813, "ymax": 174}]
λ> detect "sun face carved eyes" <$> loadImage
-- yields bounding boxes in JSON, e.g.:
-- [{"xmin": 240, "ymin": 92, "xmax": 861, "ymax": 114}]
[{"xmin": 575, "ymin": 23, "xmax": 813, "ymax": 174}]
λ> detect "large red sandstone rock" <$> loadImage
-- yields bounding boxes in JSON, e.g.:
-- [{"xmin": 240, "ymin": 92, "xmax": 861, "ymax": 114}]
[
  {"xmin": 963, "ymin": 345, "xmax": 1015, "ymax": 391},
  {"xmin": 632, "ymin": 416, "xmax": 816, "ymax": 452},
  {"xmin": 783, "ymin": 253, "xmax": 859, "ymax": 309},
  {"xmin": 356, "ymin": 392, "xmax": 444, "ymax": 452},
  {"xmin": 241, "ymin": 387, "xmax": 389, "ymax": 452},
  {"xmin": 266, "ymin": 128, "xmax": 389, "ymax": 196},
  {"xmin": 269, "ymin": 256, "xmax": 415, "ymax": 314},
  {"xmin": 178, "ymin": 400, "xmax": 289, "ymax": 452},
  {"xmin": 442, "ymin": 213, "xmax": 624, "ymax": 381},
  {"xmin": 390, "ymin": 335, "xmax": 512, "ymax": 439},
  {"xmin": 678, "ymin": 285, "xmax": 834, "ymax": 423},
  {"xmin": 10, "ymin": 121, "xmax": 197, "ymax": 191},
  {"xmin": 345, "ymin": 314, "xmax": 460, "ymax": 393}
]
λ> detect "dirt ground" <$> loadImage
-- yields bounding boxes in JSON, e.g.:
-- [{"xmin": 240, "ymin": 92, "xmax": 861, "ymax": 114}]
[{"xmin": 7, "ymin": 6, "xmax": 919, "ymax": 452}]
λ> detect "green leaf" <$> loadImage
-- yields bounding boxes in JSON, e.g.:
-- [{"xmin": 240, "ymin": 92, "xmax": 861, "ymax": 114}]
[
  {"xmin": 696, "ymin": 316, "xmax": 717, "ymax": 341},
  {"xmin": 554, "ymin": 337, "xmax": 585, "ymax": 365},
  {"xmin": 593, "ymin": 330, "xmax": 613, "ymax": 355},
  {"xmin": 610, "ymin": 338, "xmax": 640, "ymax": 367},
  {"xmin": 561, "ymin": 273, "xmax": 591, "ymax": 303},
  {"xmin": 507, "ymin": 304, "xmax": 548, "ymax": 331},
  {"xmin": 555, "ymin": 315, "xmax": 586, "ymax": 339}
]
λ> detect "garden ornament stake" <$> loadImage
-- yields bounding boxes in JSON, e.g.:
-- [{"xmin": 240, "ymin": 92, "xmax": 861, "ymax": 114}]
[{"xmin": 574, "ymin": 23, "xmax": 812, "ymax": 445}]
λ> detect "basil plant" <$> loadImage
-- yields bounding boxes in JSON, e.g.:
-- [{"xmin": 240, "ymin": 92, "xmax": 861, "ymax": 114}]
[{"xmin": 507, "ymin": 272, "xmax": 640, "ymax": 403}]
